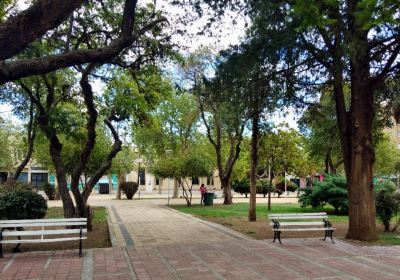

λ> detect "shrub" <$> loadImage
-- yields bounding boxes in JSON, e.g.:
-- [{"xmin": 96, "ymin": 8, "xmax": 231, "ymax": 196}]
[
  {"xmin": 275, "ymin": 177, "xmax": 298, "ymax": 197},
  {"xmin": 299, "ymin": 175, "xmax": 348, "ymax": 214},
  {"xmin": 375, "ymin": 180, "xmax": 400, "ymax": 232},
  {"xmin": 0, "ymin": 180, "xmax": 31, "ymax": 194},
  {"xmin": 256, "ymin": 179, "xmax": 273, "ymax": 197},
  {"xmin": 120, "ymin": 182, "xmax": 139, "ymax": 199},
  {"xmin": 233, "ymin": 179, "xmax": 250, "ymax": 197},
  {"xmin": 44, "ymin": 183, "xmax": 56, "ymax": 200},
  {"xmin": 233, "ymin": 179, "xmax": 274, "ymax": 198},
  {"xmin": 0, "ymin": 190, "xmax": 47, "ymax": 219}
]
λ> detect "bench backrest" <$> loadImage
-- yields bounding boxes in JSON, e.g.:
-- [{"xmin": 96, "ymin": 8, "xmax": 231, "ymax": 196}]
[
  {"xmin": 268, "ymin": 212, "xmax": 329, "ymax": 227},
  {"xmin": 0, "ymin": 218, "xmax": 87, "ymax": 239}
]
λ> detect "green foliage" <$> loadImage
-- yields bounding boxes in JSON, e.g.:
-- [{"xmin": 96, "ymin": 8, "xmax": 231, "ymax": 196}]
[
  {"xmin": 375, "ymin": 180, "xmax": 400, "ymax": 231},
  {"xmin": 120, "ymin": 182, "xmax": 139, "ymax": 200},
  {"xmin": 298, "ymin": 93, "xmax": 343, "ymax": 174},
  {"xmin": 275, "ymin": 177, "xmax": 298, "ymax": 197},
  {"xmin": 0, "ymin": 191, "xmax": 47, "ymax": 219},
  {"xmin": 233, "ymin": 179, "xmax": 250, "ymax": 197},
  {"xmin": 257, "ymin": 179, "xmax": 272, "ymax": 197},
  {"xmin": 152, "ymin": 150, "xmax": 212, "ymax": 181},
  {"xmin": 259, "ymin": 125, "xmax": 317, "ymax": 178},
  {"xmin": 0, "ymin": 180, "xmax": 31, "ymax": 194},
  {"xmin": 152, "ymin": 149, "xmax": 212, "ymax": 206},
  {"xmin": 0, "ymin": 118, "xmax": 19, "ymax": 169},
  {"xmin": 233, "ymin": 178, "xmax": 272, "ymax": 197},
  {"xmin": 374, "ymin": 134, "xmax": 400, "ymax": 176},
  {"xmin": 299, "ymin": 175, "xmax": 348, "ymax": 214},
  {"xmin": 44, "ymin": 183, "xmax": 56, "ymax": 200}
]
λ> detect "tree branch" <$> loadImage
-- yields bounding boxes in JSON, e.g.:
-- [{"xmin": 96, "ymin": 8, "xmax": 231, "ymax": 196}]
[
  {"xmin": 0, "ymin": 0, "xmax": 143, "ymax": 84},
  {"xmin": 82, "ymin": 118, "xmax": 122, "ymax": 201},
  {"xmin": 0, "ymin": 0, "xmax": 85, "ymax": 60}
]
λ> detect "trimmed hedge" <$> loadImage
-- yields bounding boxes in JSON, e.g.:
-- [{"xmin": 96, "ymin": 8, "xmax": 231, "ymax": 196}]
[
  {"xmin": 120, "ymin": 182, "xmax": 139, "ymax": 199},
  {"xmin": 0, "ymin": 190, "xmax": 47, "ymax": 220}
]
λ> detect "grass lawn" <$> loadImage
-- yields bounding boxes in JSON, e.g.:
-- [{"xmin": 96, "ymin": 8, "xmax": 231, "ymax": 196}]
[
  {"xmin": 171, "ymin": 203, "xmax": 400, "ymax": 245},
  {"xmin": 3, "ymin": 207, "xmax": 111, "ymax": 254}
]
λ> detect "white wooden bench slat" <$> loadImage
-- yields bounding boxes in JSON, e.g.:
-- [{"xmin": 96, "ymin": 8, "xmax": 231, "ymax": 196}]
[
  {"xmin": 0, "ymin": 222, "xmax": 87, "ymax": 228},
  {"xmin": 2, "ymin": 229, "xmax": 88, "ymax": 237},
  {"xmin": 274, "ymin": 228, "xmax": 335, "ymax": 232},
  {"xmin": 269, "ymin": 215, "xmax": 328, "ymax": 220},
  {"xmin": 268, "ymin": 212, "xmax": 327, "ymax": 216},
  {"xmin": 1, "ymin": 237, "xmax": 87, "ymax": 244},
  {"xmin": 0, "ymin": 218, "xmax": 87, "ymax": 224},
  {"xmin": 267, "ymin": 212, "xmax": 334, "ymax": 243},
  {"xmin": 269, "ymin": 221, "xmax": 325, "ymax": 226},
  {"xmin": 0, "ymin": 218, "xmax": 87, "ymax": 258}
]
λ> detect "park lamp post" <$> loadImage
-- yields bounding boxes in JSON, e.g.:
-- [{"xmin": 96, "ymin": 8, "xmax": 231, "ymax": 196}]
[{"xmin": 165, "ymin": 149, "xmax": 173, "ymax": 205}]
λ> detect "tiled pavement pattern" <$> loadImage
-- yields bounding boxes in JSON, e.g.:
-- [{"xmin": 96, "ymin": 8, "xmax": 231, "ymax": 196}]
[
  {"xmin": 106, "ymin": 200, "xmax": 251, "ymax": 247},
  {"xmin": 2, "ymin": 197, "xmax": 400, "ymax": 279},
  {"xmin": 1, "ymin": 239, "xmax": 400, "ymax": 279}
]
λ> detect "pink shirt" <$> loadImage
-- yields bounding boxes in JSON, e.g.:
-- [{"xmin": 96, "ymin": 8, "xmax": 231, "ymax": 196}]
[{"xmin": 200, "ymin": 186, "xmax": 207, "ymax": 194}]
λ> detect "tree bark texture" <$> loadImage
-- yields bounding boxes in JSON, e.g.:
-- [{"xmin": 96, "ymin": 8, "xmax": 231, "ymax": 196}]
[
  {"xmin": 0, "ymin": 0, "xmax": 155, "ymax": 84},
  {"xmin": 221, "ymin": 179, "xmax": 233, "ymax": 205},
  {"xmin": 249, "ymin": 112, "xmax": 259, "ymax": 222},
  {"xmin": 0, "ymin": 0, "xmax": 85, "ymax": 61},
  {"xmin": 173, "ymin": 179, "xmax": 179, "ymax": 198},
  {"xmin": 331, "ymin": 3, "xmax": 377, "ymax": 240}
]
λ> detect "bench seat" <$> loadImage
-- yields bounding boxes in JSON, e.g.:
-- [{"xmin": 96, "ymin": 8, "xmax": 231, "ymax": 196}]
[
  {"xmin": 268, "ymin": 212, "xmax": 334, "ymax": 244},
  {"xmin": 0, "ymin": 218, "xmax": 87, "ymax": 258}
]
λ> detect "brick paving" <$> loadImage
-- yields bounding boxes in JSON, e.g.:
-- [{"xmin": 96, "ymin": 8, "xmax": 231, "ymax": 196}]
[{"xmin": 2, "ymin": 198, "xmax": 400, "ymax": 279}]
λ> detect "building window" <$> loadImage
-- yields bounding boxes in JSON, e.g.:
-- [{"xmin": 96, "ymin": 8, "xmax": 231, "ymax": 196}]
[
  {"xmin": 397, "ymin": 131, "xmax": 400, "ymax": 137},
  {"xmin": 139, "ymin": 169, "xmax": 146, "ymax": 185},
  {"xmin": 192, "ymin": 177, "xmax": 199, "ymax": 185},
  {"xmin": 17, "ymin": 172, "xmax": 28, "ymax": 183},
  {"xmin": 31, "ymin": 173, "xmax": 48, "ymax": 189}
]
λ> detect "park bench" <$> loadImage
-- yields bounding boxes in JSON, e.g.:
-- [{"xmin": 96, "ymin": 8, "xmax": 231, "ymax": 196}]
[
  {"xmin": 0, "ymin": 218, "xmax": 87, "ymax": 258},
  {"xmin": 268, "ymin": 212, "xmax": 334, "ymax": 244}
]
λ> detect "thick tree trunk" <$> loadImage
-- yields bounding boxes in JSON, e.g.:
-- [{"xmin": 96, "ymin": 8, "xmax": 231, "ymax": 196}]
[
  {"xmin": 48, "ymin": 129, "xmax": 75, "ymax": 217},
  {"xmin": 221, "ymin": 178, "xmax": 232, "ymax": 205},
  {"xmin": 248, "ymin": 113, "xmax": 258, "ymax": 222},
  {"xmin": 37, "ymin": 112, "xmax": 75, "ymax": 217},
  {"xmin": 345, "ymin": 86, "xmax": 377, "ymax": 240},
  {"xmin": 343, "ymin": 12, "xmax": 377, "ymax": 240}
]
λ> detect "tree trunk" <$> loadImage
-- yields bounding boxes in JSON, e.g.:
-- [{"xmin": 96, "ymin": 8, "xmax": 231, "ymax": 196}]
[
  {"xmin": 117, "ymin": 174, "xmax": 125, "ymax": 200},
  {"xmin": 248, "ymin": 113, "xmax": 259, "ymax": 222},
  {"xmin": 267, "ymin": 171, "xmax": 274, "ymax": 211},
  {"xmin": 346, "ymin": 123, "xmax": 377, "ymax": 240},
  {"xmin": 324, "ymin": 149, "xmax": 330, "ymax": 174},
  {"xmin": 173, "ymin": 179, "xmax": 179, "ymax": 198},
  {"xmin": 158, "ymin": 178, "xmax": 162, "ymax": 194},
  {"xmin": 221, "ymin": 178, "xmax": 232, "ymax": 205},
  {"xmin": 13, "ymin": 103, "xmax": 36, "ymax": 180},
  {"xmin": 49, "ymin": 134, "xmax": 75, "ymax": 217},
  {"xmin": 108, "ymin": 174, "xmax": 113, "ymax": 194}
]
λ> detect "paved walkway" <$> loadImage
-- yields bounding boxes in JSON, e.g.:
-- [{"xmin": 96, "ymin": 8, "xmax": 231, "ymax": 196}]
[{"xmin": 2, "ymin": 196, "xmax": 400, "ymax": 279}]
